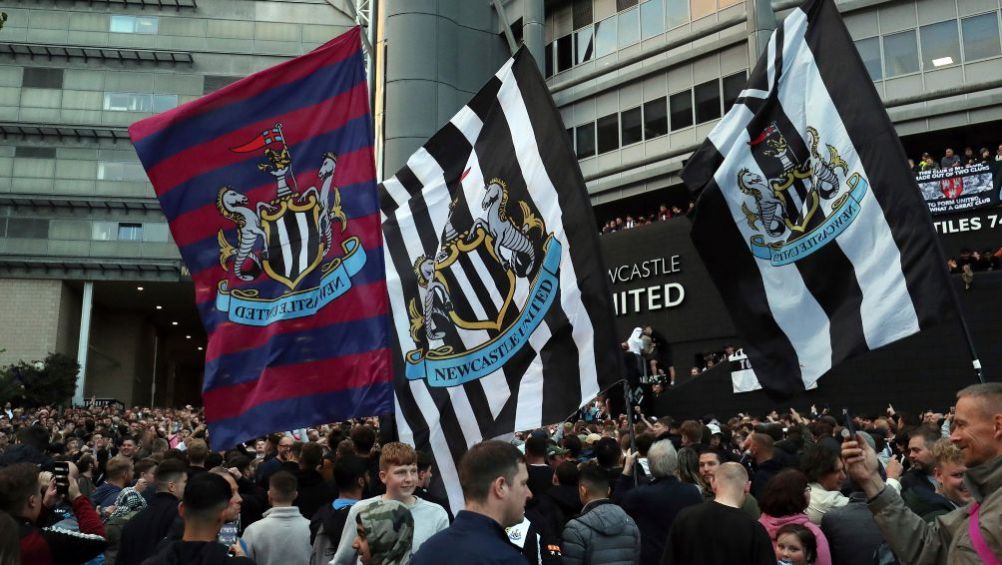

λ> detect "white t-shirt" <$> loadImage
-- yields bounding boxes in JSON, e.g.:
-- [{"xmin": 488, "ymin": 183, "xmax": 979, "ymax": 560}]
[{"xmin": 329, "ymin": 494, "xmax": 449, "ymax": 565}]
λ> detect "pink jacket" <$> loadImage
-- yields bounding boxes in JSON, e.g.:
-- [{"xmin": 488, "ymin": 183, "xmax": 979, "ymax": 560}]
[{"xmin": 758, "ymin": 512, "xmax": 832, "ymax": 565}]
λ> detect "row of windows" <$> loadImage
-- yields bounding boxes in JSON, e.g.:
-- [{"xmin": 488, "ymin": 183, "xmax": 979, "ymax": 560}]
[
  {"xmin": 569, "ymin": 71, "xmax": 745, "ymax": 159},
  {"xmin": 855, "ymin": 11, "xmax": 1002, "ymax": 81},
  {"xmin": 0, "ymin": 218, "xmax": 169, "ymax": 242},
  {"xmin": 22, "ymin": 67, "xmax": 241, "ymax": 97},
  {"xmin": 103, "ymin": 92, "xmax": 178, "ymax": 113},
  {"xmin": 11, "ymin": 149, "xmax": 151, "ymax": 182},
  {"xmin": 547, "ymin": 0, "xmax": 739, "ymax": 77}
]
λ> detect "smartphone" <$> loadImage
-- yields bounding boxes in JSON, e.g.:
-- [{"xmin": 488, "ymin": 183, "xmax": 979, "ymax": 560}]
[
  {"xmin": 52, "ymin": 461, "xmax": 69, "ymax": 496},
  {"xmin": 841, "ymin": 408, "xmax": 857, "ymax": 443}
]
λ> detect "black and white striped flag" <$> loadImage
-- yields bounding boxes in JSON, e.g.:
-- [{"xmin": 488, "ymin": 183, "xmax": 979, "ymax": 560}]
[
  {"xmin": 380, "ymin": 49, "xmax": 621, "ymax": 510},
  {"xmin": 683, "ymin": 0, "xmax": 954, "ymax": 396}
]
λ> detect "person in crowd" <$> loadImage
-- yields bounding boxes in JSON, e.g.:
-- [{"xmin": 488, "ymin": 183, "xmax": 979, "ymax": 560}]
[
  {"xmin": 775, "ymin": 523, "xmax": 818, "ymax": 565},
  {"xmin": 678, "ymin": 420, "xmax": 703, "ymax": 448},
  {"xmin": 996, "ymin": 144, "xmax": 1002, "ymax": 162},
  {"xmin": 535, "ymin": 460, "xmax": 582, "ymax": 537},
  {"xmin": 698, "ymin": 447, "xmax": 761, "ymax": 517},
  {"xmin": 225, "ymin": 455, "xmax": 268, "ymax": 533},
  {"xmin": 116, "ymin": 459, "xmax": 188, "ymax": 565},
  {"xmin": 76, "ymin": 454, "xmax": 98, "ymax": 499},
  {"xmin": 0, "ymin": 461, "xmax": 107, "ymax": 565},
  {"xmin": 255, "ymin": 435, "xmax": 291, "ymax": 488},
  {"xmin": 119, "ymin": 437, "xmax": 139, "ymax": 462},
  {"xmin": 411, "ymin": 440, "xmax": 532, "ymax": 565},
  {"xmin": 819, "ymin": 477, "xmax": 889, "ymax": 565},
  {"xmin": 330, "ymin": 443, "xmax": 449, "ymax": 565},
  {"xmin": 675, "ymin": 447, "xmax": 709, "ymax": 496},
  {"xmin": 186, "ymin": 439, "xmax": 210, "ymax": 480},
  {"xmin": 902, "ymin": 426, "xmax": 941, "ymax": 496},
  {"xmin": 242, "ymin": 471, "xmax": 310, "ymax": 565},
  {"xmin": 562, "ymin": 461, "xmax": 639, "ymax": 565},
  {"xmin": 92, "ymin": 455, "xmax": 135, "ymax": 518},
  {"xmin": 104, "ymin": 487, "xmax": 148, "ymax": 565},
  {"xmin": 748, "ymin": 433, "xmax": 785, "ymax": 498},
  {"xmin": 293, "ymin": 442, "xmax": 335, "ymax": 521},
  {"xmin": 310, "ymin": 454, "xmax": 367, "ymax": 565},
  {"xmin": 349, "ymin": 425, "xmax": 384, "ymax": 498},
  {"xmin": 804, "ymin": 443, "xmax": 901, "ymax": 525},
  {"xmin": 0, "ymin": 511, "xmax": 20, "ymax": 565},
  {"xmin": 756, "ymin": 469, "xmax": 832, "ymax": 565},
  {"xmin": 413, "ymin": 451, "xmax": 451, "ymax": 521},
  {"xmin": 351, "ymin": 499, "xmax": 414, "ymax": 565},
  {"xmin": 941, "ymin": 147, "xmax": 961, "ymax": 168},
  {"xmin": 919, "ymin": 152, "xmax": 938, "ymax": 171},
  {"xmin": 842, "ymin": 383, "xmax": 1002, "ymax": 564},
  {"xmin": 131, "ymin": 459, "xmax": 158, "ymax": 502},
  {"xmin": 524, "ymin": 432, "xmax": 554, "ymax": 504},
  {"xmin": 140, "ymin": 473, "xmax": 253, "ymax": 565},
  {"xmin": 979, "ymin": 147, "xmax": 992, "ymax": 163},
  {"xmin": 962, "ymin": 146, "xmax": 977, "ymax": 165},
  {"xmin": 661, "ymin": 462, "xmax": 775, "ymax": 564},
  {"xmin": 904, "ymin": 436, "xmax": 971, "ymax": 521},
  {"xmin": 616, "ymin": 440, "xmax": 702, "ymax": 565}
]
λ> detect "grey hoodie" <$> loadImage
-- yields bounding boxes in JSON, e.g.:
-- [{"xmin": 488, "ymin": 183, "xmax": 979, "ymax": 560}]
[{"xmin": 562, "ymin": 500, "xmax": 641, "ymax": 565}]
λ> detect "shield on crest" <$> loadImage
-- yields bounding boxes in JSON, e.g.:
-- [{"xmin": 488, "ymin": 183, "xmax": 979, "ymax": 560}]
[
  {"xmin": 433, "ymin": 226, "xmax": 517, "ymax": 332},
  {"xmin": 261, "ymin": 193, "xmax": 324, "ymax": 290}
]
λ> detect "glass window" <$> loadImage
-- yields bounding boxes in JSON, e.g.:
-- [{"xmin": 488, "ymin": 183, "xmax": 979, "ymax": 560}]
[
  {"xmin": 855, "ymin": 37, "xmax": 883, "ymax": 80},
  {"xmin": 117, "ymin": 223, "xmax": 143, "ymax": 241},
  {"xmin": 143, "ymin": 223, "xmax": 169, "ymax": 243},
  {"xmin": 618, "ymin": 7, "xmax": 640, "ymax": 49},
  {"xmin": 573, "ymin": 0, "xmax": 594, "ymax": 29},
  {"xmin": 91, "ymin": 222, "xmax": 116, "ymax": 241},
  {"xmin": 556, "ymin": 34, "xmax": 573, "ymax": 73},
  {"xmin": 110, "ymin": 15, "xmax": 159, "ymax": 34},
  {"xmin": 22, "ymin": 68, "xmax": 63, "ymax": 89},
  {"xmin": 722, "ymin": 71, "xmax": 747, "ymax": 112},
  {"xmin": 694, "ymin": 79, "xmax": 721, "ymax": 123},
  {"xmin": 576, "ymin": 123, "xmax": 596, "ymax": 159},
  {"xmin": 204, "ymin": 75, "xmax": 240, "ymax": 95},
  {"xmin": 545, "ymin": 43, "xmax": 553, "ymax": 78},
  {"xmin": 104, "ymin": 93, "xmax": 152, "ymax": 112},
  {"xmin": 670, "ymin": 90, "xmax": 693, "ymax": 130},
  {"xmin": 595, "ymin": 16, "xmax": 618, "ymax": 58},
  {"xmin": 641, "ymin": 0, "xmax": 665, "ymax": 40},
  {"xmin": 98, "ymin": 161, "xmax": 148, "ymax": 182},
  {"xmin": 883, "ymin": 30, "xmax": 920, "ymax": 77},
  {"xmin": 15, "ymin": 146, "xmax": 56, "ymax": 159},
  {"xmin": 643, "ymin": 98, "xmax": 668, "ymax": 139},
  {"xmin": 621, "ymin": 107, "xmax": 643, "ymax": 145},
  {"xmin": 153, "ymin": 94, "xmax": 178, "ymax": 113},
  {"xmin": 597, "ymin": 113, "xmax": 619, "ymax": 154},
  {"xmin": 920, "ymin": 20, "xmax": 961, "ymax": 69},
  {"xmin": 4, "ymin": 218, "xmax": 48, "ymax": 239},
  {"xmin": 690, "ymin": 0, "xmax": 715, "ymax": 20},
  {"xmin": 667, "ymin": 0, "xmax": 689, "ymax": 29},
  {"xmin": 617, "ymin": 0, "xmax": 639, "ymax": 10},
  {"xmin": 576, "ymin": 27, "xmax": 595, "ymax": 64},
  {"xmin": 962, "ymin": 13, "xmax": 1002, "ymax": 62}
]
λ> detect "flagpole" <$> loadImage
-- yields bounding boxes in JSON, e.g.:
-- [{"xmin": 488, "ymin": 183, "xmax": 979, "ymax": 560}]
[
  {"xmin": 948, "ymin": 284, "xmax": 985, "ymax": 384},
  {"xmin": 623, "ymin": 378, "xmax": 638, "ymax": 487}
]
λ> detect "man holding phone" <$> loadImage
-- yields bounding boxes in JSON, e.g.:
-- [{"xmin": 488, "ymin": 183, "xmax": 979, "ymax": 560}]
[{"xmin": 0, "ymin": 461, "xmax": 108, "ymax": 565}]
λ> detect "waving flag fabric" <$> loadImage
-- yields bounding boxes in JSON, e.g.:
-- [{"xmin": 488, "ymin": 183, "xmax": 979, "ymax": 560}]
[
  {"xmin": 380, "ymin": 48, "xmax": 622, "ymax": 512},
  {"xmin": 682, "ymin": 0, "xmax": 954, "ymax": 395},
  {"xmin": 130, "ymin": 27, "xmax": 392, "ymax": 448}
]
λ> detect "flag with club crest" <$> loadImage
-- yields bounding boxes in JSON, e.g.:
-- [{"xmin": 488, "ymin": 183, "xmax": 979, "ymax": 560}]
[
  {"xmin": 129, "ymin": 27, "xmax": 392, "ymax": 448},
  {"xmin": 682, "ymin": 0, "xmax": 954, "ymax": 395},
  {"xmin": 380, "ymin": 48, "xmax": 621, "ymax": 511}
]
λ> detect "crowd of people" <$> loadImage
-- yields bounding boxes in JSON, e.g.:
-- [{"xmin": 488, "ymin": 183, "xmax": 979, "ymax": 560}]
[
  {"xmin": 909, "ymin": 145, "xmax": 1002, "ymax": 172},
  {"xmin": 598, "ymin": 202, "xmax": 694, "ymax": 235},
  {"xmin": 0, "ymin": 381, "xmax": 1000, "ymax": 565}
]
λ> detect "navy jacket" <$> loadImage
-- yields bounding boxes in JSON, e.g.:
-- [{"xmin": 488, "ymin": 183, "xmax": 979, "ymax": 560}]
[
  {"xmin": 411, "ymin": 510, "xmax": 528, "ymax": 565},
  {"xmin": 116, "ymin": 492, "xmax": 182, "ymax": 565},
  {"xmin": 615, "ymin": 474, "xmax": 703, "ymax": 565}
]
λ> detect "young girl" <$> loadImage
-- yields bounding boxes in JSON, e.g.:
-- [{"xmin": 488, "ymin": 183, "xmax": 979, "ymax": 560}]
[{"xmin": 776, "ymin": 523, "xmax": 817, "ymax": 565}]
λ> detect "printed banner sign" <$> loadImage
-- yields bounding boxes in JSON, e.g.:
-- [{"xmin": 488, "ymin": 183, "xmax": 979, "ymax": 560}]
[{"xmin": 918, "ymin": 162, "xmax": 1001, "ymax": 215}]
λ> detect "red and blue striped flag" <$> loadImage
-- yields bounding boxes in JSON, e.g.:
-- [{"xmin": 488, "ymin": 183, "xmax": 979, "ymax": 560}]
[{"xmin": 129, "ymin": 27, "xmax": 392, "ymax": 449}]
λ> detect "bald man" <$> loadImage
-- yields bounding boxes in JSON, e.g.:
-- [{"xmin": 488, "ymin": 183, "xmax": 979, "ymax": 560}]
[{"xmin": 660, "ymin": 463, "xmax": 775, "ymax": 564}]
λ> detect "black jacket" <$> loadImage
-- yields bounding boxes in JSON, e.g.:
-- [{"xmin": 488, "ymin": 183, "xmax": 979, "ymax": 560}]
[
  {"xmin": 140, "ymin": 540, "xmax": 255, "ymax": 565},
  {"xmin": 117, "ymin": 492, "xmax": 182, "ymax": 565},
  {"xmin": 536, "ymin": 484, "xmax": 582, "ymax": 535},
  {"xmin": 294, "ymin": 469, "xmax": 336, "ymax": 521},
  {"xmin": 750, "ymin": 458, "xmax": 787, "ymax": 498},
  {"xmin": 614, "ymin": 475, "xmax": 703, "ymax": 565}
]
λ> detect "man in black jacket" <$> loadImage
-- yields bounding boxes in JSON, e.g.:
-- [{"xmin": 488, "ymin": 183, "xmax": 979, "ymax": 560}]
[
  {"xmin": 140, "ymin": 473, "xmax": 254, "ymax": 565},
  {"xmin": 615, "ymin": 440, "xmax": 703, "ymax": 565},
  {"xmin": 309, "ymin": 454, "xmax": 367, "ymax": 565},
  {"xmin": 117, "ymin": 458, "xmax": 187, "ymax": 565}
]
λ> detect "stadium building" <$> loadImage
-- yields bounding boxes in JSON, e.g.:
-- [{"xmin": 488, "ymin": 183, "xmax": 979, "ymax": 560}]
[{"xmin": 0, "ymin": 0, "xmax": 999, "ymax": 407}]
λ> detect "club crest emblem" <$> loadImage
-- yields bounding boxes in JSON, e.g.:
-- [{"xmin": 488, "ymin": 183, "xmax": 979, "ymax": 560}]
[
  {"xmin": 404, "ymin": 178, "xmax": 562, "ymax": 387},
  {"xmin": 738, "ymin": 123, "xmax": 869, "ymax": 266},
  {"xmin": 213, "ymin": 124, "xmax": 366, "ymax": 326}
]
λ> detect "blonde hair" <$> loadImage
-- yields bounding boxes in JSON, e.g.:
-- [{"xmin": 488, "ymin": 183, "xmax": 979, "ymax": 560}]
[{"xmin": 931, "ymin": 438, "xmax": 963, "ymax": 468}]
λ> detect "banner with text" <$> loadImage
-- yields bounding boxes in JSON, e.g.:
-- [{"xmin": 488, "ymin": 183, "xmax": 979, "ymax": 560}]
[{"xmin": 917, "ymin": 162, "xmax": 1001, "ymax": 215}]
